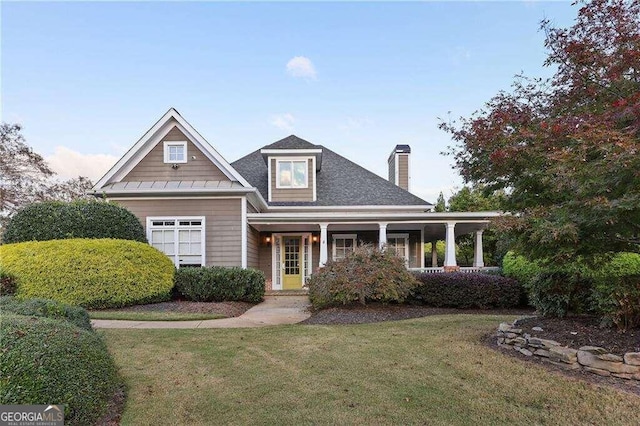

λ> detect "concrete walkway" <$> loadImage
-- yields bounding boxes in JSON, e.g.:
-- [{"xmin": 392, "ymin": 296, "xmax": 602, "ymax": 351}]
[{"xmin": 91, "ymin": 296, "xmax": 311, "ymax": 329}]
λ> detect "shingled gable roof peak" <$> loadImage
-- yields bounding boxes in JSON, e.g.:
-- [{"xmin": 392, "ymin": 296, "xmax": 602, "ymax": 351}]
[
  {"xmin": 261, "ymin": 134, "xmax": 322, "ymax": 150},
  {"xmin": 259, "ymin": 135, "xmax": 324, "ymax": 169}
]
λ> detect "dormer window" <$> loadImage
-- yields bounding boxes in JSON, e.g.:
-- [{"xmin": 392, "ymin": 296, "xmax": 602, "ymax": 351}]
[
  {"xmin": 164, "ymin": 141, "xmax": 187, "ymax": 164},
  {"xmin": 276, "ymin": 159, "xmax": 308, "ymax": 188}
]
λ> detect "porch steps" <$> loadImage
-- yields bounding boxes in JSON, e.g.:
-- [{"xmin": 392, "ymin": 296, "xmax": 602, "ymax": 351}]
[{"xmin": 265, "ymin": 290, "xmax": 309, "ymax": 296}]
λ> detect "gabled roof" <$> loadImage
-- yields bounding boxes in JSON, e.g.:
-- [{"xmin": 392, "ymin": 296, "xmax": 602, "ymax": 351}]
[
  {"xmin": 231, "ymin": 135, "xmax": 431, "ymax": 207},
  {"xmin": 93, "ymin": 108, "xmax": 251, "ymax": 190}
]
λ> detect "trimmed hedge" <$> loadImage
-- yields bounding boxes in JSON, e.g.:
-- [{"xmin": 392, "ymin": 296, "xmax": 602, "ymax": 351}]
[
  {"xmin": 2, "ymin": 200, "xmax": 146, "ymax": 244},
  {"xmin": 0, "ymin": 296, "xmax": 92, "ymax": 331},
  {"xmin": 307, "ymin": 245, "xmax": 418, "ymax": 309},
  {"xmin": 410, "ymin": 272, "xmax": 523, "ymax": 309},
  {"xmin": 0, "ymin": 238, "xmax": 175, "ymax": 309},
  {"xmin": 175, "ymin": 267, "xmax": 265, "ymax": 303},
  {"xmin": 0, "ymin": 314, "xmax": 120, "ymax": 426}
]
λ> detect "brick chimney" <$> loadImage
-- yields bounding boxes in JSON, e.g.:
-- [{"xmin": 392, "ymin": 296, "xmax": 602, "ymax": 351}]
[{"xmin": 388, "ymin": 144, "xmax": 411, "ymax": 191}]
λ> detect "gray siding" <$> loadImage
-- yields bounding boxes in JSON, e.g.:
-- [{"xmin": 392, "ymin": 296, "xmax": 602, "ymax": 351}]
[
  {"xmin": 247, "ymin": 225, "xmax": 260, "ymax": 269},
  {"xmin": 259, "ymin": 239, "xmax": 272, "ymax": 283},
  {"xmin": 123, "ymin": 126, "xmax": 231, "ymax": 182},
  {"xmin": 114, "ymin": 198, "xmax": 242, "ymax": 267},
  {"xmin": 270, "ymin": 157, "xmax": 314, "ymax": 202}
]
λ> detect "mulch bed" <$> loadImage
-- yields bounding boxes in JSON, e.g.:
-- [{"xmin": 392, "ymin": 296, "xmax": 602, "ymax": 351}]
[
  {"xmin": 301, "ymin": 303, "xmax": 534, "ymax": 325},
  {"xmin": 514, "ymin": 316, "xmax": 640, "ymax": 355},
  {"xmin": 97, "ymin": 300, "xmax": 255, "ymax": 318}
]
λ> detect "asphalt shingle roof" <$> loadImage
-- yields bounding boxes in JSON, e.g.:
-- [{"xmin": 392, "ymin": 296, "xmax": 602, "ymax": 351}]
[{"xmin": 231, "ymin": 135, "xmax": 431, "ymax": 207}]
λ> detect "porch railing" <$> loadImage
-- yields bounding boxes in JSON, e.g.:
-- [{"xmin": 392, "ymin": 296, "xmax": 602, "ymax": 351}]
[{"xmin": 409, "ymin": 267, "xmax": 501, "ymax": 274}]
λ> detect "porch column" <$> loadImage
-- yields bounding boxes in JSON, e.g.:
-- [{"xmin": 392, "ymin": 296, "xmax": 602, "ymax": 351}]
[
  {"xmin": 319, "ymin": 223, "xmax": 329, "ymax": 266},
  {"xmin": 378, "ymin": 223, "xmax": 388, "ymax": 250},
  {"xmin": 431, "ymin": 240, "xmax": 438, "ymax": 267},
  {"xmin": 444, "ymin": 222, "xmax": 457, "ymax": 267},
  {"xmin": 473, "ymin": 230, "xmax": 485, "ymax": 268}
]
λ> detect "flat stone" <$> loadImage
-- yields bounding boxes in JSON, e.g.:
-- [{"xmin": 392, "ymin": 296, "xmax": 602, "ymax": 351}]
[
  {"xmin": 597, "ymin": 353, "xmax": 623, "ymax": 362},
  {"xmin": 534, "ymin": 349, "xmax": 551, "ymax": 358},
  {"xmin": 549, "ymin": 346, "xmax": 578, "ymax": 364},
  {"xmin": 497, "ymin": 337, "xmax": 505, "ymax": 344},
  {"xmin": 547, "ymin": 360, "xmax": 580, "ymax": 370},
  {"xmin": 503, "ymin": 332, "xmax": 519, "ymax": 339},
  {"xmin": 578, "ymin": 346, "xmax": 608, "ymax": 354},
  {"xmin": 584, "ymin": 367, "xmax": 611, "ymax": 377},
  {"xmin": 506, "ymin": 337, "xmax": 527, "ymax": 347},
  {"xmin": 577, "ymin": 351, "xmax": 640, "ymax": 374},
  {"xmin": 518, "ymin": 348, "xmax": 533, "ymax": 356},
  {"xmin": 612, "ymin": 373, "xmax": 635, "ymax": 380},
  {"xmin": 624, "ymin": 352, "xmax": 640, "ymax": 366},
  {"xmin": 498, "ymin": 322, "xmax": 513, "ymax": 332},
  {"xmin": 529, "ymin": 337, "xmax": 561, "ymax": 349},
  {"xmin": 532, "ymin": 326, "xmax": 544, "ymax": 332}
]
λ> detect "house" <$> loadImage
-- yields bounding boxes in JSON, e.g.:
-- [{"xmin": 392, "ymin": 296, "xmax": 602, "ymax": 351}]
[{"xmin": 93, "ymin": 108, "xmax": 498, "ymax": 290}]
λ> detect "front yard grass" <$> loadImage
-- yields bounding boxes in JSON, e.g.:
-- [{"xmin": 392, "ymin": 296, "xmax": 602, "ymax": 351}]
[
  {"xmin": 90, "ymin": 311, "xmax": 225, "ymax": 321},
  {"xmin": 102, "ymin": 315, "xmax": 640, "ymax": 425}
]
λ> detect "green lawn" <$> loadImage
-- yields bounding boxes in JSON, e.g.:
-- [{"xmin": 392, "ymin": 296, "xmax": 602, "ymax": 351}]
[
  {"xmin": 102, "ymin": 315, "xmax": 640, "ymax": 425},
  {"xmin": 90, "ymin": 311, "xmax": 225, "ymax": 321}
]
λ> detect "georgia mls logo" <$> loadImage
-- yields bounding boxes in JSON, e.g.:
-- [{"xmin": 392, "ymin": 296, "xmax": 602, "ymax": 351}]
[{"xmin": 0, "ymin": 405, "xmax": 64, "ymax": 426}]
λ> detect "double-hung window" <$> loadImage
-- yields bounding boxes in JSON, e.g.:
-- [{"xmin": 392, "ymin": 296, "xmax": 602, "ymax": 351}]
[
  {"xmin": 332, "ymin": 234, "xmax": 357, "ymax": 261},
  {"xmin": 277, "ymin": 159, "xmax": 308, "ymax": 188},
  {"xmin": 386, "ymin": 233, "xmax": 409, "ymax": 266},
  {"xmin": 148, "ymin": 217, "xmax": 205, "ymax": 267},
  {"xmin": 163, "ymin": 141, "xmax": 187, "ymax": 163}
]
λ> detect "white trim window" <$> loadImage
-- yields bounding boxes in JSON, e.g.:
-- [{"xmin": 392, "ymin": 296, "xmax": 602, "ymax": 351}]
[
  {"xmin": 332, "ymin": 234, "xmax": 357, "ymax": 261},
  {"xmin": 276, "ymin": 159, "xmax": 308, "ymax": 189},
  {"xmin": 387, "ymin": 233, "xmax": 409, "ymax": 266},
  {"xmin": 163, "ymin": 141, "xmax": 188, "ymax": 163},
  {"xmin": 148, "ymin": 217, "xmax": 205, "ymax": 267}
]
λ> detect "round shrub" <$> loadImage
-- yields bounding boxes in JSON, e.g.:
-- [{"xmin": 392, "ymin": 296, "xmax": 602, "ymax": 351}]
[
  {"xmin": 0, "ymin": 314, "xmax": 120, "ymax": 426},
  {"xmin": 175, "ymin": 266, "xmax": 265, "ymax": 303},
  {"xmin": 410, "ymin": 272, "xmax": 523, "ymax": 309},
  {"xmin": 307, "ymin": 245, "xmax": 418, "ymax": 309},
  {"xmin": 502, "ymin": 251, "xmax": 542, "ymax": 287},
  {"xmin": 0, "ymin": 238, "xmax": 175, "ymax": 309},
  {"xmin": 0, "ymin": 296, "xmax": 92, "ymax": 331},
  {"xmin": 527, "ymin": 270, "xmax": 593, "ymax": 318},
  {"xmin": 2, "ymin": 200, "xmax": 146, "ymax": 244}
]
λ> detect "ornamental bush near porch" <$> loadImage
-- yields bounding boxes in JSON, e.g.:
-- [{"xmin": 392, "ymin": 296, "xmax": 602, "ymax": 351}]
[
  {"xmin": 410, "ymin": 272, "xmax": 523, "ymax": 309},
  {"xmin": 0, "ymin": 238, "xmax": 175, "ymax": 308},
  {"xmin": 175, "ymin": 266, "xmax": 265, "ymax": 302},
  {"xmin": 307, "ymin": 245, "xmax": 418, "ymax": 309}
]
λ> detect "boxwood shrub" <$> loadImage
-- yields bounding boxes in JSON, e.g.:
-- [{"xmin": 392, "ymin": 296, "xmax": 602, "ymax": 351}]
[
  {"xmin": 0, "ymin": 238, "xmax": 175, "ymax": 308},
  {"xmin": 410, "ymin": 272, "xmax": 523, "ymax": 309},
  {"xmin": 307, "ymin": 245, "xmax": 418, "ymax": 309},
  {"xmin": 0, "ymin": 296, "xmax": 92, "ymax": 331},
  {"xmin": 0, "ymin": 314, "xmax": 120, "ymax": 426},
  {"xmin": 2, "ymin": 200, "xmax": 146, "ymax": 244},
  {"xmin": 175, "ymin": 266, "xmax": 265, "ymax": 303}
]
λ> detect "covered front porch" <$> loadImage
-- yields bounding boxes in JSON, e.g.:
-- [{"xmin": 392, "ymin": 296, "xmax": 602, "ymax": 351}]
[{"xmin": 248, "ymin": 211, "xmax": 500, "ymax": 291}]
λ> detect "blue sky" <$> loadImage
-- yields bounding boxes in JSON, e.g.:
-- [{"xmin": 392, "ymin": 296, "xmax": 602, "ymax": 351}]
[{"xmin": 1, "ymin": 1, "xmax": 577, "ymax": 203}]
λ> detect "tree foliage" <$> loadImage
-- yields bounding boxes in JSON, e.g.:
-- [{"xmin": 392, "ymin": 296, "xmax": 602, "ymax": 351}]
[
  {"xmin": 440, "ymin": 0, "xmax": 640, "ymax": 263},
  {"xmin": 0, "ymin": 123, "xmax": 92, "ymax": 224}
]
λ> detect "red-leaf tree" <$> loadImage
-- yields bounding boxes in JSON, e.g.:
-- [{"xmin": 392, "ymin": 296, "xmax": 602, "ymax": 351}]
[{"xmin": 440, "ymin": 0, "xmax": 640, "ymax": 264}]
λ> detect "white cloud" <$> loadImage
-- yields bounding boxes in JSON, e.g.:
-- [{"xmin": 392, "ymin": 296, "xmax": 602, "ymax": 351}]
[
  {"xmin": 286, "ymin": 56, "xmax": 317, "ymax": 80},
  {"xmin": 270, "ymin": 113, "xmax": 296, "ymax": 131},
  {"xmin": 340, "ymin": 116, "xmax": 374, "ymax": 131},
  {"xmin": 46, "ymin": 146, "xmax": 118, "ymax": 182}
]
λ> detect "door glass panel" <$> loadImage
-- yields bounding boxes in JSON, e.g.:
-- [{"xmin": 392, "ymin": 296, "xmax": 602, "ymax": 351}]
[{"xmin": 284, "ymin": 237, "xmax": 300, "ymax": 275}]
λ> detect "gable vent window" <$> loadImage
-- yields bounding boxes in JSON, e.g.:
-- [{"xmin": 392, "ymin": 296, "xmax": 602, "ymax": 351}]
[
  {"xmin": 277, "ymin": 160, "xmax": 308, "ymax": 188},
  {"xmin": 148, "ymin": 216, "xmax": 205, "ymax": 267},
  {"xmin": 163, "ymin": 141, "xmax": 187, "ymax": 164}
]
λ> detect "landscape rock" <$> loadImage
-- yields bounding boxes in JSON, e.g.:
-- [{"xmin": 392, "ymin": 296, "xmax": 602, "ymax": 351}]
[
  {"xmin": 549, "ymin": 347, "xmax": 578, "ymax": 364},
  {"xmin": 532, "ymin": 326, "xmax": 544, "ymax": 332},
  {"xmin": 528, "ymin": 338, "xmax": 561, "ymax": 349},
  {"xmin": 578, "ymin": 346, "xmax": 608, "ymax": 355},
  {"xmin": 518, "ymin": 348, "xmax": 533, "ymax": 356},
  {"xmin": 612, "ymin": 373, "xmax": 635, "ymax": 380},
  {"xmin": 548, "ymin": 360, "xmax": 580, "ymax": 370},
  {"xmin": 577, "ymin": 351, "xmax": 640, "ymax": 374},
  {"xmin": 533, "ymin": 349, "xmax": 551, "ymax": 358},
  {"xmin": 596, "ymin": 353, "xmax": 623, "ymax": 362},
  {"xmin": 583, "ymin": 367, "xmax": 611, "ymax": 377},
  {"xmin": 623, "ymin": 352, "xmax": 640, "ymax": 366},
  {"xmin": 498, "ymin": 323, "xmax": 514, "ymax": 332}
]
